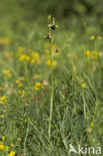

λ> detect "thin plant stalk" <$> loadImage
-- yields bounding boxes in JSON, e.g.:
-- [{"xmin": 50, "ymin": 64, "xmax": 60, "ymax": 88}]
[
  {"xmin": 48, "ymin": 33, "xmax": 54, "ymax": 138},
  {"xmin": 46, "ymin": 15, "xmax": 57, "ymax": 138},
  {"xmin": 24, "ymin": 122, "xmax": 29, "ymax": 156}
]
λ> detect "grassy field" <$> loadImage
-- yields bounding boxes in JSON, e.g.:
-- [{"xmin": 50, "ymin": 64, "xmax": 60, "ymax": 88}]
[{"xmin": 0, "ymin": 3, "xmax": 103, "ymax": 156}]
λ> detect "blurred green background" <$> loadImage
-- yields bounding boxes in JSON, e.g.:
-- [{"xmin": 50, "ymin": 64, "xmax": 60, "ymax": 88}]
[
  {"xmin": 0, "ymin": 0, "xmax": 103, "ymax": 33},
  {"xmin": 0, "ymin": 0, "xmax": 103, "ymax": 19}
]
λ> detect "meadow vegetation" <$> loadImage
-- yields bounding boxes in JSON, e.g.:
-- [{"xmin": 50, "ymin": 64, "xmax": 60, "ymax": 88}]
[{"xmin": 0, "ymin": 1, "xmax": 103, "ymax": 156}]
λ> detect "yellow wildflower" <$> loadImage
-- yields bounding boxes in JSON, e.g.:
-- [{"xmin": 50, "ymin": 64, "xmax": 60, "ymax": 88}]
[
  {"xmin": 46, "ymin": 60, "xmax": 57, "ymax": 67},
  {"xmin": 16, "ymin": 80, "xmax": 23, "ymax": 88},
  {"xmin": 81, "ymin": 81, "xmax": 86, "ymax": 88},
  {"xmin": 0, "ymin": 142, "xmax": 4, "ymax": 150},
  {"xmin": 2, "ymin": 136, "xmax": 5, "ymax": 141},
  {"xmin": 8, "ymin": 151, "xmax": 15, "ymax": 156},
  {"xmin": 18, "ymin": 90, "xmax": 26, "ymax": 98},
  {"xmin": 84, "ymin": 50, "xmax": 90, "ymax": 57},
  {"xmin": 97, "ymin": 35, "xmax": 102, "ymax": 40},
  {"xmin": 31, "ymin": 52, "xmax": 40, "ymax": 64},
  {"xmin": 19, "ymin": 54, "xmax": 30, "ymax": 62},
  {"xmin": 21, "ymin": 90, "xmax": 26, "ymax": 98},
  {"xmin": 18, "ymin": 83, "xmax": 22, "ymax": 87},
  {"xmin": 16, "ymin": 77, "xmax": 25, "ymax": 88},
  {"xmin": 90, "ymin": 122, "xmax": 94, "ymax": 127},
  {"xmin": 3, "ymin": 69, "xmax": 11, "ymax": 78},
  {"xmin": 91, "ymin": 50, "xmax": 99, "ymax": 60},
  {"xmin": 34, "ymin": 82, "xmax": 44, "ymax": 91},
  {"xmin": 0, "ymin": 96, "xmax": 7, "ymax": 104},
  {"xmin": 84, "ymin": 50, "xmax": 99, "ymax": 60},
  {"xmin": 5, "ymin": 146, "xmax": 9, "ymax": 151},
  {"xmin": 90, "ymin": 35, "xmax": 95, "ymax": 40},
  {"xmin": 31, "ymin": 52, "xmax": 39, "ymax": 58}
]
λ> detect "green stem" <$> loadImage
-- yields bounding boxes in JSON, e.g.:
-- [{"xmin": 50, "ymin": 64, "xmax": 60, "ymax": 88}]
[
  {"xmin": 48, "ymin": 38, "xmax": 54, "ymax": 138},
  {"xmin": 82, "ymin": 91, "xmax": 86, "ymax": 120},
  {"xmin": 24, "ymin": 122, "xmax": 29, "ymax": 156}
]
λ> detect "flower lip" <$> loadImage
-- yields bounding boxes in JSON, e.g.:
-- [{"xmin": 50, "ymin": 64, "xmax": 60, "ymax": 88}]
[
  {"xmin": 44, "ymin": 34, "xmax": 51, "ymax": 39},
  {"xmin": 50, "ymin": 24, "xmax": 56, "ymax": 30}
]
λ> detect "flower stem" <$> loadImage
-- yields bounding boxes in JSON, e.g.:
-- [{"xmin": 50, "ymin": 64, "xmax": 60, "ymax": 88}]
[
  {"xmin": 48, "ymin": 38, "xmax": 54, "ymax": 138},
  {"xmin": 24, "ymin": 122, "xmax": 29, "ymax": 156}
]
